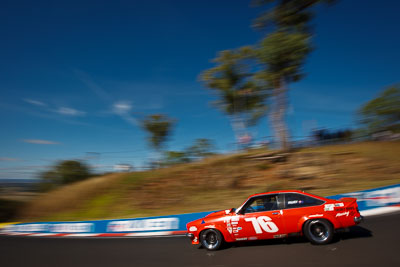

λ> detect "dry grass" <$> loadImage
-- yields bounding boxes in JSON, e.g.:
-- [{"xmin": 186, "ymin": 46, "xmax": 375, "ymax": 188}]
[
  {"xmin": 19, "ymin": 173, "xmax": 123, "ymax": 221},
  {"xmin": 18, "ymin": 141, "xmax": 400, "ymax": 222}
]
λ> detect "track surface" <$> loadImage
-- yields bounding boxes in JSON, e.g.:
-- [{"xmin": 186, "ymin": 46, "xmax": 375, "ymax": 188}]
[{"xmin": 1, "ymin": 213, "xmax": 400, "ymax": 267}]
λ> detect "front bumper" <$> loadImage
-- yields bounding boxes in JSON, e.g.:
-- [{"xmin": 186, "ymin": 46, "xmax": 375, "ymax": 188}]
[
  {"xmin": 186, "ymin": 232, "xmax": 199, "ymax": 244},
  {"xmin": 186, "ymin": 233, "xmax": 194, "ymax": 239}
]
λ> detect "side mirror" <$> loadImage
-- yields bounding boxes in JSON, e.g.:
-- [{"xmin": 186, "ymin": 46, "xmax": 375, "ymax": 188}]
[
  {"xmin": 236, "ymin": 208, "xmax": 245, "ymax": 215},
  {"xmin": 229, "ymin": 208, "xmax": 236, "ymax": 213}
]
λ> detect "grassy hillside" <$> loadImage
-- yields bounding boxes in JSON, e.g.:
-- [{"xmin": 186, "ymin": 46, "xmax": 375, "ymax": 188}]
[{"xmin": 19, "ymin": 141, "xmax": 400, "ymax": 222}]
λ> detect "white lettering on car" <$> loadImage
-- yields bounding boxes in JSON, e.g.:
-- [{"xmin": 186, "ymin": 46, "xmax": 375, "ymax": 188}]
[
  {"xmin": 231, "ymin": 216, "xmax": 240, "ymax": 222},
  {"xmin": 244, "ymin": 216, "xmax": 279, "ymax": 234},
  {"xmin": 335, "ymin": 211, "xmax": 350, "ymax": 217}
]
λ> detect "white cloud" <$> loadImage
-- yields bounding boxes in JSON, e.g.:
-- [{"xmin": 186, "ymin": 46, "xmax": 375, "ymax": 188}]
[
  {"xmin": 112, "ymin": 101, "xmax": 138, "ymax": 126},
  {"xmin": 74, "ymin": 70, "xmax": 139, "ymax": 126},
  {"xmin": 57, "ymin": 107, "xmax": 86, "ymax": 116},
  {"xmin": 113, "ymin": 101, "xmax": 132, "ymax": 114},
  {"xmin": 22, "ymin": 139, "xmax": 60, "ymax": 145},
  {"xmin": 23, "ymin": 98, "xmax": 86, "ymax": 117},
  {"xmin": 23, "ymin": 98, "xmax": 46, "ymax": 107}
]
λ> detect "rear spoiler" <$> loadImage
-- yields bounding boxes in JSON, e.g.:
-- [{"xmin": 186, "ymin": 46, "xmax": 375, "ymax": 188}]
[{"xmin": 339, "ymin": 197, "xmax": 358, "ymax": 206}]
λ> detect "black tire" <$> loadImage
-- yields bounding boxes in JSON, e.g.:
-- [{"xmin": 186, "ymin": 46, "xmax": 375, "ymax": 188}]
[
  {"xmin": 303, "ymin": 219, "xmax": 334, "ymax": 245},
  {"xmin": 199, "ymin": 229, "xmax": 224, "ymax": 251}
]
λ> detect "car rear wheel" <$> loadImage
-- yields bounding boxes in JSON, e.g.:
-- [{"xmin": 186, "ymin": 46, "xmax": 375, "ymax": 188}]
[
  {"xmin": 200, "ymin": 229, "xmax": 224, "ymax": 251},
  {"xmin": 303, "ymin": 219, "xmax": 333, "ymax": 245}
]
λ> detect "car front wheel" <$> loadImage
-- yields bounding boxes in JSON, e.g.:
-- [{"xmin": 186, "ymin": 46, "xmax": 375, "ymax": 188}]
[
  {"xmin": 303, "ymin": 219, "xmax": 333, "ymax": 245},
  {"xmin": 200, "ymin": 229, "xmax": 224, "ymax": 251}
]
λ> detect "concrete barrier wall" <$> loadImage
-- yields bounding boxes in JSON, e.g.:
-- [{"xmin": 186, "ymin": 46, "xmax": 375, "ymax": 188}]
[{"xmin": 2, "ymin": 183, "xmax": 400, "ymax": 237}]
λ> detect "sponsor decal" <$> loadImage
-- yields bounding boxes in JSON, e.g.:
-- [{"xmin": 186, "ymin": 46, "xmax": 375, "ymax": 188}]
[
  {"xmin": 107, "ymin": 218, "xmax": 179, "ymax": 232},
  {"xmin": 189, "ymin": 226, "xmax": 197, "ymax": 232},
  {"xmin": 273, "ymin": 234, "xmax": 287, "ymax": 238},
  {"xmin": 10, "ymin": 223, "xmax": 93, "ymax": 233},
  {"xmin": 288, "ymin": 200, "xmax": 303, "ymax": 205},
  {"xmin": 244, "ymin": 216, "xmax": 279, "ymax": 234},
  {"xmin": 204, "ymin": 225, "xmax": 215, "ymax": 229},
  {"xmin": 324, "ymin": 204, "xmax": 335, "ymax": 211},
  {"xmin": 236, "ymin": 237, "xmax": 247, "ymax": 241},
  {"xmin": 231, "ymin": 216, "xmax": 239, "ymax": 222},
  {"xmin": 10, "ymin": 224, "xmax": 48, "ymax": 232},
  {"xmin": 335, "ymin": 211, "xmax": 350, "ymax": 217},
  {"xmin": 364, "ymin": 188, "xmax": 400, "ymax": 207},
  {"xmin": 335, "ymin": 203, "xmax": 344, "ymax": 207},
  {"xmin": 231, "ymin": 226, "xmax": 242, "ymax": 234},
  {"xmin": 51, "ymin": 223, "xmax": 93, "ymax": 233},
  {"xmin": 248, "ymin": 236, "xmax": 258, "ymax": 240}
]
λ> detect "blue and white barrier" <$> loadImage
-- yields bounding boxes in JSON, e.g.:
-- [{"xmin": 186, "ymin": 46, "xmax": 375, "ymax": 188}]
[
  {"xmin": 329, "ymin": 183, "xmax": 400, "ymax": 216},
  {"xmin": 1, "ymin": 183, "xmax": 399, "ymax": 237},
  {"xmin": 0, "ymin": 211, "xmax": 215, "ymax": 237}
]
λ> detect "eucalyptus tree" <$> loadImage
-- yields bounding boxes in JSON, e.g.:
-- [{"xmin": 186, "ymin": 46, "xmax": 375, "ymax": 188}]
[
  {"xmin": 358, "ymin": 85, "xmax": 400, "ymax": 135},
  {"xmin": 252, "ymin": 0, "xmax": 335, "ymax": 150},
  {"xmin": 141, "ymin": 114, "xmax": 175, "ymax": 153},
  {"xmin": 201, "ymin": 47, "xmax": 267, "ymax": 146}
]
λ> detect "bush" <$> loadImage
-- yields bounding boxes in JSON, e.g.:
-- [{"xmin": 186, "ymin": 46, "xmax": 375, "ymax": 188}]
[
  {"xmin": 38, "ymin": 160, "xmax": 91, "ymax": 191},
  {"xmin": 0, "ymin": 199, "xmax": 24, "ymax": 222}
]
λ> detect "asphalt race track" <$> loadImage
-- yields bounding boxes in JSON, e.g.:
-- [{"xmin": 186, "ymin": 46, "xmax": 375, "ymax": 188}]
[{"xmin": 1, "ymin": 212, "xmax": 400, "ymax": 267}]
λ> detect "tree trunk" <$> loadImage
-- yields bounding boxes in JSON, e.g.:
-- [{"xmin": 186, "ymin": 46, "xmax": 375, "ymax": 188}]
[
  {"xmin": 270, "ymin": 78, "xmax": 290, "ymax": 151},
  {"xmin": 230, "ymin": 114, "xmax": 249, "ymax": 151}
]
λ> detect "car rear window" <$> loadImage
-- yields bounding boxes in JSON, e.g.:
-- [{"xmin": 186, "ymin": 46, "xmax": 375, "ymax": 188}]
[{"xmin": 284, "ymin": 193, "xmax": 324, "ymax": 209}]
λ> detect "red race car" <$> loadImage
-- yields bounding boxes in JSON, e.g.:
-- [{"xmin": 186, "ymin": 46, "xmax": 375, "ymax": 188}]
[{"xmin": 186, "ymin": 190, "xmax": 363, "ymax": 250}]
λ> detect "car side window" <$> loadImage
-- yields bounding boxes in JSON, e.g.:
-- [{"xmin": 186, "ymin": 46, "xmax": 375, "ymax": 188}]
[
  {"xmin": 243, "ymin": 195, "xmax": 279, "ymax": 213},
  {"xmin": 284, "ymin": 193, "xmax": 324, "ymax": 209}
]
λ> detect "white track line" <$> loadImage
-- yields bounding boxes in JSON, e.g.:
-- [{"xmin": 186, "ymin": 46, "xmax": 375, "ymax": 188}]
[
  {"xmin": 125, "ymin": 231, "xmax": 173, "ymax": 237},
  {"xmin": 360, "ymin": 206, "xmax": 400, "ymax": 217}
]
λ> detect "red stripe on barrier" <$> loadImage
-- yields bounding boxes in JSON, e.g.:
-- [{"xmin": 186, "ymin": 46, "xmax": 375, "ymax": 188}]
[
  {"xmin": 171, "ymin": 230, "xmax": 187, "ymax": 235},
  {"xmin": 54, "ymin": 234, "xmax": 68, "ymax": 237},
  {"xmin": 96, "ymin": 233, "xmax": 128, "ymax": 237}
]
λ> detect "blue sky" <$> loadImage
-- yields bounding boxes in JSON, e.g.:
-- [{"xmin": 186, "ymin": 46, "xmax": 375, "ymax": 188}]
[{"xmin": 0, "ymin": 0, "xmax": 399, "ymax": 179}]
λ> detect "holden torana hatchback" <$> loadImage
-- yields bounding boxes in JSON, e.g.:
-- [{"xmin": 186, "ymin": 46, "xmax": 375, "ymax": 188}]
[{"xmin": 186, "ymin": 190, "xmax": 362, "ymax": 250}]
